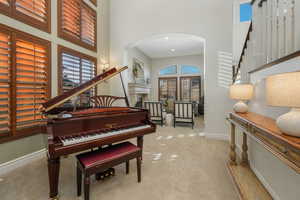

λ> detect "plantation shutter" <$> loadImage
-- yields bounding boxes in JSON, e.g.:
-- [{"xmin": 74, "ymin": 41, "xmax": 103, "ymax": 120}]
[
  {"xmin": 0, "ymin": 0, "xmax": 9, "ymax": 6},
  {"xmin": 61, "ymin": 0, "xmax": 81, "ymax": 40},
  {"xmin": 61, "ymin": 50, "xmax": 96, "ymax": 107},
  {"xmin": 81, "ymin": 3, "xmax": 96, "ymax": 46},
  {"xmin": 15, "ymin": 38, "xmax": 48, "ymax": 130},
  {"xmin": 15, "ymin": 0, "xmax": 47, "ymax": 23},
  {"xmin": 60, "ymin": 0, "xmax": 96, "ymax": 50},
  {"xmin": 0, "ymin": 32, "xmax": 11, "ymax": 134}
]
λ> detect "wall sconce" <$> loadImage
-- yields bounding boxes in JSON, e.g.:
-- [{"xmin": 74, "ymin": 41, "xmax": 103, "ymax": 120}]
[{"xmin": 102, "ymin": 63, "xmax": 110, "ymax": 73}]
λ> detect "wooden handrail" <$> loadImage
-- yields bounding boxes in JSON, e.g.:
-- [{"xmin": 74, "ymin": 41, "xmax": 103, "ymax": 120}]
[
  {"xmin": 232, "ymin": 21, "xmax": 252, "ymax": 83},
  {"xmin": 251, "ymin": 0, "xmax": 267, "ymax": 7}
]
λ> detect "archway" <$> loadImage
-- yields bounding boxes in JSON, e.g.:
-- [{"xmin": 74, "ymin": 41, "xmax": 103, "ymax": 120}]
[{"xmin": 122, "ymin": 33, "xmax": 207, "ymax": 129}]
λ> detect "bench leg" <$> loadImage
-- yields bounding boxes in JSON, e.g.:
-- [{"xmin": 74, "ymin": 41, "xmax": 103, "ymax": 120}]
[
  {"xmin": 137, "ymin": 156, "xmax": 141, "ymax": 183},
  {"xmin": 84, "ymin": 176, "xmax": 90, "ymax": 200},
  {"xmin": 126, "ymin": 160, "xmax": 130, "ymax": 174},
  {"xmin": 77, "ymin": 166, "xmax": 82, "ymax": 196}
]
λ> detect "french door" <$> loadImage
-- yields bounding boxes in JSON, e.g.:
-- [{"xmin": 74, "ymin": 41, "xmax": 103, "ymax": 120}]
[
  {"xmin": 180, "ymin": 76, "xmax": 201, "ymax": 102},
  {"xmin": 158, "ymin": 77, "xmax": 177, "ymax": 101}
]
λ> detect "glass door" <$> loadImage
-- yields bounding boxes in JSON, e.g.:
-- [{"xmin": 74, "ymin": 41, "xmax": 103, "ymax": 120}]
[
  {"xmin": 159, "ymin": 78, "xmax": 177, "ymax": 101},
  {"xmin": 180, "ymin": 76, "xmax": 201, "ymax": 102}
]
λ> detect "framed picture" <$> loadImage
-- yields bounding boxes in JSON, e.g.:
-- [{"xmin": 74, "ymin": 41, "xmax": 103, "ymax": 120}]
[{"xmin": 132, "ymin": 58, "xmax": 145, "ymax": 83}]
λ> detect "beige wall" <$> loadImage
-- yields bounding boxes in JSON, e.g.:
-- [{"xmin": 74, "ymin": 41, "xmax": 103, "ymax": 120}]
[{"xmin": 0, "ymin": 0, "xmax": 110, "ymax": 164}]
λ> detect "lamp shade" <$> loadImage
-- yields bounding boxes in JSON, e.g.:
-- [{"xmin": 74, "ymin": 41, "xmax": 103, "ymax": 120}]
[
  {"xmin": 229, "ymin": 84, "xmax": 254, "ymax": 100},
  {"xmin": 266, "ymin": 72, "xmax": 300, "ymax": 108}
]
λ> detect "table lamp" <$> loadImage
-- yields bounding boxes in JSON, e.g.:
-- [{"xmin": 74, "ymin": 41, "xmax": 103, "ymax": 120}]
[
  {"xmin": 229, "ymin": 84, "xmax": 254, "ymax": 113},
  {"xmin": 266, "ymin": 72, "xmax": 300, "ymax": 137}
]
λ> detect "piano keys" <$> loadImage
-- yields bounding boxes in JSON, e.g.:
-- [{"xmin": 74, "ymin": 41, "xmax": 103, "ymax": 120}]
[{"xmin": 42, "ymin": 67, "xmax": 156, "ymax": 199}]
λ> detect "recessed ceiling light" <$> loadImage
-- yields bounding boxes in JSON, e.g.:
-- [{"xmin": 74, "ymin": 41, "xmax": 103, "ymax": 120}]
[
  {"xmin": 164, "ymin": 37, "xmax": 169, "ymax": 40},
  {"xmin": 170, "ymin": 49, "xmax": 175, "ymax": 52}
]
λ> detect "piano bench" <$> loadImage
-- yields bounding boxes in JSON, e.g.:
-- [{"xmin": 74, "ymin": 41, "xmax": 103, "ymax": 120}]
[{"xmin": 76, "ymin": 142, "xmax": 142, "ymax": 200}]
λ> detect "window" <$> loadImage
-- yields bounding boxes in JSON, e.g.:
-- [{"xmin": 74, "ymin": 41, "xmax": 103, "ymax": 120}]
[
  {"xmin": 0, "ymin": 24, "xmax": 51, "ymax": 143},
  {"xmin": 180, "ymin": 77, "xmax": 201, "ymax": 102},
  {"xmin": 0, "ymin": 0, "xmax": 51, "ymax": 33},
  {"xmin": 59, "ymin": 0, "xmax": 97, "ymax": 51},
  {"xmin": 159, "ymin": 65, "xmax": 177, "ymax": 75},
  {"xmin": 58, "ymin": 46, "xmax": 97, "ymax": 107},
  {"xmin": 181, "ymin": 65, "xmax": 200, "ymax": 74},
  {"xmin": 158, "ymin": 77, "xmax": 177, "ymax": 101},
  {"xmin": 240, "ymin": 3, "xmax": 252, "ymax": 22}
]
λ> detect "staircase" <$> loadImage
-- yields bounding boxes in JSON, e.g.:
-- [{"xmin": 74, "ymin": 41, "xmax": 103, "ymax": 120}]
[{"xmin": 232, "ymin": 0, "xmax": 300, "ymax": 83}]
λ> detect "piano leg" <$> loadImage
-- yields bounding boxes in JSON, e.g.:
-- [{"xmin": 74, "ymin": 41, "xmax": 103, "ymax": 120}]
[
  {"xmin": 137, "ymin": 136, "xmax": 144, "ymax": 160},
  {"xmin": 48, "ymin": 156, "xmax": 60, "ymax": 199}
]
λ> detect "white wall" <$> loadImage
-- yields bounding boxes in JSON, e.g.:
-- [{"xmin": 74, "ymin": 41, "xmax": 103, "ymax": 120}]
[
  {"xmin": 0, "ymin": 0, "xmax": 110, "ymax": 164},
  {"xmin": 151, "ymin": 55, "xmax": 204, "ymax": 100},
  {"xmin": 109, "ymin": 0, "xmax": 234, "ymax": 135},
  {"xmin": 236, "ymin": 55, "xmax": 300, "ymax": 200}
]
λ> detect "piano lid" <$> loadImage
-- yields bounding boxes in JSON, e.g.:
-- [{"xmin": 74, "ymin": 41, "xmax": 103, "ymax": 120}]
[{"xmin": 42, "ymin": 66, "xmax": 128, "ymax": 112}]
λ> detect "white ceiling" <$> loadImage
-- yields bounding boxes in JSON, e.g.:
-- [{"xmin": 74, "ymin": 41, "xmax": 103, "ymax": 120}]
[{"xmin": 134, "ymin": 34, "xmax": 205, "ymax": 59}]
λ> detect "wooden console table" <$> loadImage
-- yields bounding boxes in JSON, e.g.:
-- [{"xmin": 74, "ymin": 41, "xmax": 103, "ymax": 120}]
[{"xmin": 227, "ymin": 112, "xmax": 300, "ymax": 200}]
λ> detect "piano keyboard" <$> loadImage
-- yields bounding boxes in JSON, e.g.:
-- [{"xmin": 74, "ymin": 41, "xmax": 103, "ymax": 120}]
[{"xmin": 60, "ymin": 124, "xmax": 151, "ymax": 146}]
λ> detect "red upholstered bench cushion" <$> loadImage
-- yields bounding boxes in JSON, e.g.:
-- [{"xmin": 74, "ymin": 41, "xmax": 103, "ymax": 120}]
[{"xmin": 77, "ymin": 142, "xmax": 140, "ymax": 168}]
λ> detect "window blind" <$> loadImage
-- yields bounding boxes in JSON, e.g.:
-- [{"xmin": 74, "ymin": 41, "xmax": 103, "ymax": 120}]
[
  {"xmin": 0, "ymin": 32, "xmax": 11, "ymax": 134},
  {"xmin": 60, "ymin": 49, "xmax": 96, "ymax": 107},
  {"xmin": 81, "ymin": 3, "xmax": 96, "ymax": 46},
  {"xmin": 0, "ymin": 24, "xmax": 50, "ymax": 142},
  {"xmin": 15, "ymin": 39, "xmax": 48, "ymax": 130},
  {"xmin": 0, "ymin": 0, "xmax": 9, "ymax": 6},
  {"xmin": 61, "ymin": 0, "xmax": 81, "ymax": 40},
  {"xmin": 60, "ymin": 0, "xmax": 96, "ymax": 51},
  {"xmin": 0, "ymin": 0, "xmax": 50, "ymax": 32},
  {"xmin": 15, "ymin": 0, "xmax": 47, "ymax": 23}
]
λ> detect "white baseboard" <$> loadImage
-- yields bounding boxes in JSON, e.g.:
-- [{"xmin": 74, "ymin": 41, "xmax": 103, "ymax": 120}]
[
  {"xmin": 235, "ymin": 145, "xmax": 280, "ymax": 200},
  {"xmin": 202, "ymin": 132, "xmax": 229, "ymax": 141},
  {"xmin": 0, "ymin": 149, "xmax": 46, "ymax": 176}
]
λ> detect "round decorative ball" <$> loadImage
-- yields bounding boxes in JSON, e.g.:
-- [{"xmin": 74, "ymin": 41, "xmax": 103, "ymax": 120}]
[
  {"xmin": 233, "ymin": 101, "xmax": 248, "ymax": 113},
  {"xmin": 276, "ymin": 108, "xmax": 300, "ymax": 137}
]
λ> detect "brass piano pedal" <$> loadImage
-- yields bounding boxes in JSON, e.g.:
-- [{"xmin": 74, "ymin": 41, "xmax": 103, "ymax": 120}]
[
  {"xmin": 95, "ymin": 168, "xmax": 115, "ymax": 181},
  {"xmin": 50, "ymin": 196, "xmax": 59, "ymax": 200}
]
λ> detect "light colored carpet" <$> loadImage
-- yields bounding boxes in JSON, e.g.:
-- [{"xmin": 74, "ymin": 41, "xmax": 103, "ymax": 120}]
[{"xmin": 0, "ymin": 117, "xmax": 239, "ymax": 200}]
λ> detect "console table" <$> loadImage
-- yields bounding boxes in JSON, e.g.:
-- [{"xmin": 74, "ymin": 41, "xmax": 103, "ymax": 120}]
[{"xmin": 227, "ymin": 112, "xmax": 300, "ymax": 200}]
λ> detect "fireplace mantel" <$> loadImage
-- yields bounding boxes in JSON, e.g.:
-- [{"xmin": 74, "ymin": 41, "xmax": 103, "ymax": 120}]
[
  {"xmin": 128, "ymin": 83, "xmax": 151, "ymax": 107},
  {"xmin": 128, "ymin": 83, "xmax": 151, "ymax": 95}
]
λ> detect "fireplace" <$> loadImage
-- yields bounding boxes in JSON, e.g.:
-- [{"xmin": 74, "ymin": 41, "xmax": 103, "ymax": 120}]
[
  {"xmin": 135, "ymin": 94, "xmax": 148, "ymax": 107},
  {"xmin": 128, "ymin": 83, "xmax": 151, "ymax": 108}
]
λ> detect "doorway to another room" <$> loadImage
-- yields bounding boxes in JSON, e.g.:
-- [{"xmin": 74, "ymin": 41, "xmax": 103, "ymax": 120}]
[{"xmin": 125, "ymin": 33, "xmax": 205, "ymax": 129}]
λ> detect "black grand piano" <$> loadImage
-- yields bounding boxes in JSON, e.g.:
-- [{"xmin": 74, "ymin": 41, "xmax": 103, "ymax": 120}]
[{"xmin": 41, "ymin": 66, "xmax": 156, "ymax": 199}]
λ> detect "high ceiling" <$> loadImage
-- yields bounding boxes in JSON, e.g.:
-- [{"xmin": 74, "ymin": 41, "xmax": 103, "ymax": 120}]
[{"xmin": 134, "ymin": 34, "xmax": 205, "ymax": 59}]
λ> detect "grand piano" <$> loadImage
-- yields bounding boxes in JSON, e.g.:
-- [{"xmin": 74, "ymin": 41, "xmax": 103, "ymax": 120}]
[{"xmin": 42, "ymin": 66, "xmax": 156, "ymax": 199}]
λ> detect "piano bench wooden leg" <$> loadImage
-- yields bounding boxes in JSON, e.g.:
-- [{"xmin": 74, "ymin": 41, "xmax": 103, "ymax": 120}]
[
  {"xmin": 77, "ymin": 165, "xmax": 82, "ymax": 196},
  {"xmin": 126, "ymin": 160, "xmax": 130, "ymax": 174},
  {"xmin": 84, "ymin": 176, "xmax": 90, "ymax": 200},
  {"xmin": 137, "ymin": 156, "xmax": 142, "ymax": 183}
]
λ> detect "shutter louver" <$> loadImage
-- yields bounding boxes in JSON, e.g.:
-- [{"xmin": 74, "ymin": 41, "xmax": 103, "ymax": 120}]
[
  {"xmin": 81, "ymin": 4, "xmax": 96, "ymax": 46},
  {"xmin": 15, "ymin": 0, "xmax": 47, "ymax": 23},
  {"xmin": 0, "ymin": 0, "xmax": 9, "ymax": 6},
  {"xmin": 62, "ymin": 0, "xmax": 81, "ymax": 40},
  {"xmin": 0, "ymin": 32, "xmax": 11, "ymax": 134},
  {"xmin": 59, "ymin": 0, "xmax": 96, "ymax": 50},
  {"xmin": 16, "ymin": 39, "xmax": 47, "ymax": 130},
  {"xmin": 81, "ymin": 58, "xmax": 95, "ymax": 105},
  {"xmin": 61, "ymin": 51, "xmax": 96, "ymax": 107}
]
